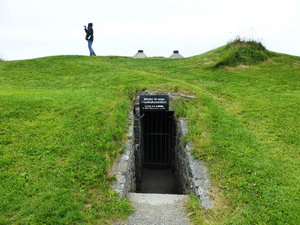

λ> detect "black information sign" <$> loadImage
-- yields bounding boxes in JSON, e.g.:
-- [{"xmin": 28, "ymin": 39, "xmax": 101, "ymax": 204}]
[{"xmin": 140, "ymin": 95, "xmax": 169, "ymax": 112}]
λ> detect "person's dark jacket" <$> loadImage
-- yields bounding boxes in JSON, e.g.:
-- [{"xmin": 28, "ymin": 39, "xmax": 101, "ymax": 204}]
[{"xmin": 84, "ymin": 23, "xmax": 94, "ymax": 41}]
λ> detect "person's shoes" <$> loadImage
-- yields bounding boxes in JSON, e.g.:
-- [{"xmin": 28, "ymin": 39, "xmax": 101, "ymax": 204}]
[{"xmin": 93, "ymin": 53, "xmax": 96, "ymax": 56}]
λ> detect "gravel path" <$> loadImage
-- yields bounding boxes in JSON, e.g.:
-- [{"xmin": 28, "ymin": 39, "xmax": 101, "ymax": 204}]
[{"xmin": 115, "ymin": 193, "xmax": 190, "ymax": 225}]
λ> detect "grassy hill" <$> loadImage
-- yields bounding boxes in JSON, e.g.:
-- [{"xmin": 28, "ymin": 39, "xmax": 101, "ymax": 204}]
[{"xmin": 0, "ymin": 42, "xmax": 299, "ymax": 224}]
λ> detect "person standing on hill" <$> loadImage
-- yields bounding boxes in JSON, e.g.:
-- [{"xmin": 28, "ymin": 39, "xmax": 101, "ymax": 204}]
[{"xmin": 84, "ymin": 23, "xmax": 96, "ymax": 56}]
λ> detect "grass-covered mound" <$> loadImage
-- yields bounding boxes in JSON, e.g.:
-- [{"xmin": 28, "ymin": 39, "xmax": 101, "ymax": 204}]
[
  {"xmin": 213, "ymin": 38, "xmax": 270, "ymax": 68},
  {"xmin": 0, "ymin": 48, "xmax": 299, "ymax": 224}
]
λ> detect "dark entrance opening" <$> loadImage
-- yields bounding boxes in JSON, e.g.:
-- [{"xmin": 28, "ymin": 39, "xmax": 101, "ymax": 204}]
[
  {"xmin": 144, "ymin": 112, "xmax": 172, "ymax": 167},
  {"xmin": 137, "ymin": 111, "xmax": 180, "ymax": 194}
]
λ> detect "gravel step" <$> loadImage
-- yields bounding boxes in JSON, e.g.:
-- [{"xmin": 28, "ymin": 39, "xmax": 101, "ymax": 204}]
[{"xmin": 116, "ymin": 193, "xmax": 190, "ymax": 225}]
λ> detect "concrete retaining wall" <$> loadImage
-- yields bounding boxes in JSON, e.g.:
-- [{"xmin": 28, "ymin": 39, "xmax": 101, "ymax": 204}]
[
  {"xmin": 174, "ymin": 119, "xmax": 213, "ymax": 209},
  {"xmin": 111, "ymin": 113, "xmax": 136, "ymax": 198}
]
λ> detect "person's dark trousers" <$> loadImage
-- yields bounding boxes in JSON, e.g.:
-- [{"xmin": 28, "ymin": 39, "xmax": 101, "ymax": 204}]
[{"xmin": 88, "ymin": 40, "xmax": 95, "ymax": 56}]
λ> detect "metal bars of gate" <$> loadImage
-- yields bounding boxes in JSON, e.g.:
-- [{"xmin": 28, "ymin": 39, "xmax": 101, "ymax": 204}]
[{"xmin": 143, "ymin": 112, "xmax": 171, "ymax": 167}]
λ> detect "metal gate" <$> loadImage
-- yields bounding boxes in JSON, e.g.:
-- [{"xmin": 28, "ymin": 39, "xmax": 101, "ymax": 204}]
[{"xmin": 143, "ymin": 111, "xmax": 171, "ymax": 167}]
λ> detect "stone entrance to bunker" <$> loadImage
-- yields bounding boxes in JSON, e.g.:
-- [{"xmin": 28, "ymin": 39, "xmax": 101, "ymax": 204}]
[
  {"xmin": 112, "ymin": 91, "xmax": 213, "ymax": 209},
  {"xmin": 135, "ymin": 94, "xmax": 181, "ymax": 194}
]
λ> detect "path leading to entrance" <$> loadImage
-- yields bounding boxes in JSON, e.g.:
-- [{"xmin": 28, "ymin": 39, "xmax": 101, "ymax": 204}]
[{"xmin": 121, "ymin": 193, "xmax": 190, "ymax": 225}]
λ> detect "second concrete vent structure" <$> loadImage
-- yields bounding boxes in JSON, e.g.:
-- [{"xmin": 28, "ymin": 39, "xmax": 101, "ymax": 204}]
[
  {"xmin": 169, "ymin": 50, "xmax": 184, "ymax": 58},
  {"xmin": 133, "ymin": 50, "xmax": 147, "ymax": 58}
]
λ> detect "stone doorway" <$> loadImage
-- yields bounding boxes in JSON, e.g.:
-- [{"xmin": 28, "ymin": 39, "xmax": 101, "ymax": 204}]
[{"xmin": 112, "ymin": 91, "xmax": 213, "ymax": 209}]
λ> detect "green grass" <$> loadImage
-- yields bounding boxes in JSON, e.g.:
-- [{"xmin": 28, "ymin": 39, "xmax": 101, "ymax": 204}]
[
  {"xmin": 0, "ymin": 42, "xmax": 299, "ymax": 224},
  {"xmin": 212, "ymin": 38, "xmax": 271, "ymax": 68}
]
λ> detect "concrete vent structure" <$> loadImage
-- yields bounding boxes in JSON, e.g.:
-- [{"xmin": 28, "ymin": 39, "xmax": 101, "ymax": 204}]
[
  {"xmin": 133, "ymin": 50, "xmax": 147, "ymax": 58},
  {"xmin": 169, "ymin": 50, "xmax": 184, "ymax": 58}
]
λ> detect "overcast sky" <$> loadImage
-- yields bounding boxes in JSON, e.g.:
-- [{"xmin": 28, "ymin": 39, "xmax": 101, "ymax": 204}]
[{"xmin": 0, "ymin": 0, "xmax": 299, "ymax": 60}]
